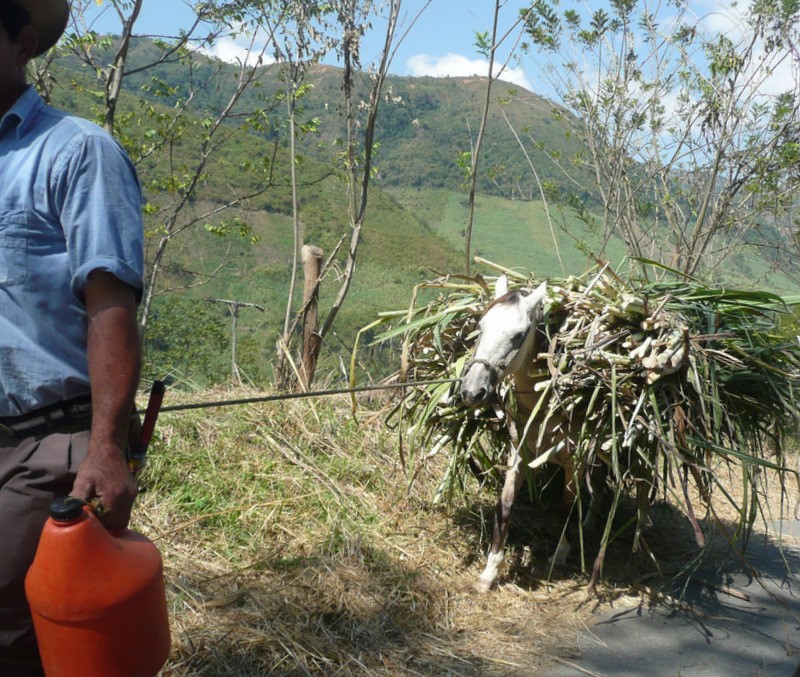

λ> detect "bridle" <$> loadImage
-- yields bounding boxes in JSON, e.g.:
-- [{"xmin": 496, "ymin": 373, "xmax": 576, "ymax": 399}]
[
  {"xmin": 462, "ymin": 357, "xmax": 504, "ymax": 384},
  {"xmin": 463, "ymin": 300, "xmax": 523, "ymax": 385},
  {"xmin": 461, "ymin": 285, "xmax": 547, "ymax": 403}
]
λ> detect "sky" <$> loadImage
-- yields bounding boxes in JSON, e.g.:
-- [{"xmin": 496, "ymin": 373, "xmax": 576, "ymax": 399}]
[
  {"xmin": 78, "ymin": 0, "xmax": 790, "ymax": 99},
  {"xmin": 79, "ymin": 0, "xmax": 556, "ymax": 92}
]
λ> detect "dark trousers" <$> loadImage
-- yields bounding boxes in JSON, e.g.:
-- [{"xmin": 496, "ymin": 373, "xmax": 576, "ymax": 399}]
[{"xmin": 0, "ymin": 430, "xmax": 90, "ymax": 677}]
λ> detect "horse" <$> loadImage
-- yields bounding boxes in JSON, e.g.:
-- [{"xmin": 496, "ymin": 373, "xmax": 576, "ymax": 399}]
[{"xmin": 460, "ymin": 275, "xmax": 602, "ymax": 592}]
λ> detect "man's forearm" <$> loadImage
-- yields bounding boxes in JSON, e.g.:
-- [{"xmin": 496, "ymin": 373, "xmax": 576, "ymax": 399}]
[
  {"xmin": 85, "ymin": 273, "xmax": 141, "ymax": 449},
  {"xmin": 72, "ymin": 270, "xmax": 141, "ymax": 529}
]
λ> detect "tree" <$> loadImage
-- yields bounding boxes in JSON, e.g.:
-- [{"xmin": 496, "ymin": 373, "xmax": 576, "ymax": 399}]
[
  {"xmin": 52, "ymin": 1, "xmax": 287, "ymax": 340},
  {"xmin": 34, "ymin": 0, "xmax": 412, "ymax": 388},
  {"xmin": 463, "ymin": 0, "xmax": 534, "ymax": 276},
  {"xmin": 263, "ymin": 0, "xmax": 338, "ymax": 384},
  {"xmin": 272, "ymin": 0, "xmax": 406, "ymax": 389},
  {"xmin": 317, "ymin": 0, "xmax": 402, "ymax": 346},
  {"xmin": 519, "ymin": 0, "xmax": 800, "ymax": 283}
]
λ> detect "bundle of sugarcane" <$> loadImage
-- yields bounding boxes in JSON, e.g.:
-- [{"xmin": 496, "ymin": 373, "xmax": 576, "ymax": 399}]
[{"xmin": 364, "ymin": 260, "xmax": 800, "ymax": 544}]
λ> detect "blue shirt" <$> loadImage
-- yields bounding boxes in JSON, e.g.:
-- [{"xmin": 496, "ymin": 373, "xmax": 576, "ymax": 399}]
[{"xmin": 0, "ymin": 87, "xmax": 144, "ymax": 416}]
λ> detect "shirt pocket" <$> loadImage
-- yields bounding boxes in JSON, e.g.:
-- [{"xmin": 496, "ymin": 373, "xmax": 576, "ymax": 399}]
[{"xmin": 0, "ymin": 210, "xmax": 28, "ymax": 286}]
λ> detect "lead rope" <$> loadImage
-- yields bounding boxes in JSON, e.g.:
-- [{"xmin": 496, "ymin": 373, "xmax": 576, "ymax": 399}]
[{"xmin": 137, "ymin": 378, "xmax": 462, "ymax": 416}]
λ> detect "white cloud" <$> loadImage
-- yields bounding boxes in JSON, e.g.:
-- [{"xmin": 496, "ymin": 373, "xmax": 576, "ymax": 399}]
[
  {"xmin": 406, "ymin": 53, "xmax": 534, "ymax": 91},
  {"xmin": 193, "ymin": 26, "xmax": 276, "ymax": 68},
  {"xmin": 690, "ymin": 0, "xmax": 797, "ymax": 98},
  {"xmin": 202, "ymin": 39, "xmax": 255, "ymax": 65},
  {"xmin": 693, "ymin": 0, "xmax": 743, "ymax": 35}
]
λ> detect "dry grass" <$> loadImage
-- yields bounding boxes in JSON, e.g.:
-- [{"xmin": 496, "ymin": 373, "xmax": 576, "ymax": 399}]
[{"xmin": 132, "ymin": 386, "xmax": 799, "ymax": 677}]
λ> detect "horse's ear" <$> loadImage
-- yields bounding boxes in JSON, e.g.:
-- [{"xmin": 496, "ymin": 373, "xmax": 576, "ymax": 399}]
[
  {"xmin": 523, "ymin": 281, "xmax": 547, "ymax": 317},
  {"xmin": 531, "ymin": 281, "xmax": 547, "ymax": 301},
  {"xmin": 494, "ymin": 274, "xmax": 509, "ymax": 300}
]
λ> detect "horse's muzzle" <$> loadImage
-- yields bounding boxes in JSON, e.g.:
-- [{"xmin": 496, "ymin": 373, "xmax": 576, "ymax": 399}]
[{"xmin": 460, "ymin": 361, "xmax": 497, "ymax": 407}]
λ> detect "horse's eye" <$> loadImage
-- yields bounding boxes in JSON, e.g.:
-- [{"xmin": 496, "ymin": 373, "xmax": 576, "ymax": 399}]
[{"xmin": 509, "ymin": 331, "xmax": 527, "ymax": 349}]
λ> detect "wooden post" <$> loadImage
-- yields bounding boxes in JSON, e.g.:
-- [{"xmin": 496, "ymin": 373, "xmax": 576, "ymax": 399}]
[{"xmin": 299, "ymin": 244, "xmax": 324, "ymax": 391}]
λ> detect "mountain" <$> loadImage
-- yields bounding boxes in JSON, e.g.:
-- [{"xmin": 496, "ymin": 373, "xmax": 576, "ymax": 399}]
[
  {"xmin": 43, "ymin": 38, "xmax": 796, "ymax": 384},
  {"xmin": 56, "ymin": 38, "xmax": 594, "ymax": 201}
]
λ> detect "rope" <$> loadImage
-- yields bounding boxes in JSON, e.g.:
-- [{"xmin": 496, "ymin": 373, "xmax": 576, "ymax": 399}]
[{"xmin": 143, "ymin": 378, "xmax": 461, "ymax": 415}]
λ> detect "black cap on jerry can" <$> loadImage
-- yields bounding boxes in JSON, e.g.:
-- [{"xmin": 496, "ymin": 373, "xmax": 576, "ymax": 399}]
[{"xmin": 49, "ymin": 497, "xmax": 85, "ymax": 522}]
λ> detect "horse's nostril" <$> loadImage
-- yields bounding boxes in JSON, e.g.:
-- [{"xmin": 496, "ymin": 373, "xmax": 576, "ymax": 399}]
[{"xmin": 461, "ymin": 387, "xmax": 482, "ymax": 407}]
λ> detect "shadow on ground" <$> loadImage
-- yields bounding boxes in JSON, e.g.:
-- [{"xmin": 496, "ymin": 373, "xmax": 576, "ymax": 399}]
[
  {"xmin": 535, "ymin": 533, "xmax": 800, "ymax": 677},
  {"xmin": 161, "ymin": 525, "xmax": 567, "ymax": 676},
  {"xmin": 449, "ymin": 485, "xmax": 800, "ymax": 677},
  {"xmin": 159, "ymin": 480, "xmax": 798, "ymax": 676}
]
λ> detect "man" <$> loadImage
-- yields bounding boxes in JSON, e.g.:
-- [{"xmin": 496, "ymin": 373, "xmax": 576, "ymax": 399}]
[{"xmin": 0, "ymin": 1, "xmax": 145, "ymax": 674}]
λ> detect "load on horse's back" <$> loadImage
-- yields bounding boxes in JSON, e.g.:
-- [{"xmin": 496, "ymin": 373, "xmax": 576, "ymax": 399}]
[{"xmin": 379, "ymin": 262, "xmax": 800, "ymax": 593}]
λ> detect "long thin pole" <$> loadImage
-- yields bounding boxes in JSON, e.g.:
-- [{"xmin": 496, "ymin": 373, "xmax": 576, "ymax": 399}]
[{"xmin": 208, "ymin": 298, "xmax": 265, "ymax": 381}]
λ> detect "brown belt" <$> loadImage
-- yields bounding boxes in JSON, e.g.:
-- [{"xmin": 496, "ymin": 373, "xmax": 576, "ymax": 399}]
[{"xmin": 0, "ymin": 396, "xmax": 93, "ymax": 439}]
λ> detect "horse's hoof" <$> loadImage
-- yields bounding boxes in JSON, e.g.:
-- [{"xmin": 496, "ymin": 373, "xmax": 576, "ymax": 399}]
[
  {"xmin": 475, "ymin": 577, "xmax": 494, "ymax": 593},
  {"xmin": 548, "ymin": 549, "xmax": 570, "ymax": 566},
  {"xmin": 548, "ymin": 555, "xmax": 566, "ymax": 567}
]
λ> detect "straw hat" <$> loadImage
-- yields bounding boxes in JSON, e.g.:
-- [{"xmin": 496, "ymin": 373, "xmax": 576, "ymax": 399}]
[{"xmin": 12, "ymin": 0, "xmax": 69, "ymax": 57}]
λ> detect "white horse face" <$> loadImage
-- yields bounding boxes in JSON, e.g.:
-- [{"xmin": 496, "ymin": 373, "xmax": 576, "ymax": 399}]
[{"xmin": 460, "ymin": 279, "xmax": 547, "ymax": 407}]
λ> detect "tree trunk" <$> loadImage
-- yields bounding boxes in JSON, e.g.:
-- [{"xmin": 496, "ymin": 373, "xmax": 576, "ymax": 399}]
[
  {"xmin": 464, "ymin": 0, "xmax": 500, "ymax": 277},
  {"xmin": 139, "ymin": 234, "xmax": 169, "ymax": 340},
  {"xmin": 104, "ymin": 0, "xmax": 143, "ymax": 134}
]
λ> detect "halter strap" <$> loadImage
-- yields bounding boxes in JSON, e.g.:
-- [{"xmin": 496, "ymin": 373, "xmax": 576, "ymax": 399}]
[{"xmin": 463, "ymin": 357, "xmax": 503, "ymax": 382}]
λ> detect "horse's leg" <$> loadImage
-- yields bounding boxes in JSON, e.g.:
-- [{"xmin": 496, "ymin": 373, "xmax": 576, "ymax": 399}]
[
  {"xmin": 549, "ymin": 456, "xmax": 576, "ymax": 566},
  {"xmin": 581, "ymin": 459, "xmax": 606, "ymax": 535},
  {"xmin": 477, "ymin": 442, "xmax": 527, "ymax": 592},
  {"xmin": 551, "ymin": 456, "xmax": 607, "ymax": 564}
]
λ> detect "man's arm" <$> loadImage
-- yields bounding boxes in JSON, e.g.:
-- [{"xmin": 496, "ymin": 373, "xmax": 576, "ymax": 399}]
[{"xmin": 71, "ymin": 270, "xmax": 140, "ymax": 530}]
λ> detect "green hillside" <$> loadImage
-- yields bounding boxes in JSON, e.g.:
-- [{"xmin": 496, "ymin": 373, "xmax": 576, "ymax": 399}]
[
  {"xmin": 46, "ymin": 41, "xmax": 605, "ymax": 384},
  {"xmin": 58, "ymin": 39, "xmax": 594, "ymax": 201},
  {"xmin": 44, "ymin": 37, "xmax": 798, "ymax": 385}
]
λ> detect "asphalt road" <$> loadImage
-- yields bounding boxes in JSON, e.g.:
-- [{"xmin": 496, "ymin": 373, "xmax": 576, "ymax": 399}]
[{"xmin": 538, "ymin": 524, "xmax": 800, "ymax": 677}]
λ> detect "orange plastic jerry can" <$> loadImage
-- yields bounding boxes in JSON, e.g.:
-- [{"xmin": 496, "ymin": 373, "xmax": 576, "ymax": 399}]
[{"xmin": 25, "ymin": 497, "xmax": 171, "ymax": 677}]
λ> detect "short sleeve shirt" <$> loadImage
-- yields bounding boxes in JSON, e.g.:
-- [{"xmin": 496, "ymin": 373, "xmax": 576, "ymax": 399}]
[{"xmin": 0, "ymin": 87, "xmax": 144, "ymax": 417}]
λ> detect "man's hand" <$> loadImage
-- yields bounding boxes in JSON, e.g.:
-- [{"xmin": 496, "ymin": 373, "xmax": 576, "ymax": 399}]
[
  {"xmin": 71, "ymin": 440, "xmax": 138, "ymax": 530},
  {"xmin": 72, "ymin": 270, "xmax": 142, "ymax": 530}
]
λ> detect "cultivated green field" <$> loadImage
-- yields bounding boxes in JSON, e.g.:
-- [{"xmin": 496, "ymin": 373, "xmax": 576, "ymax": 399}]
[{"xmin": 386, "ymin": 187, "xmax": 629, "ymax": 278}]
